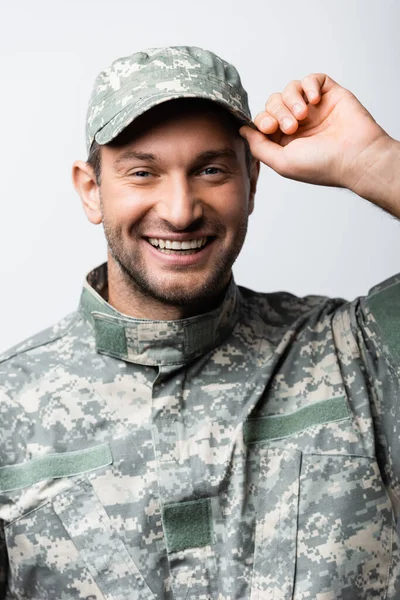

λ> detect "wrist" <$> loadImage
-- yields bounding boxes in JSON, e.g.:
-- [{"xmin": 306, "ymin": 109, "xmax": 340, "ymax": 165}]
[{"xmin": 346, "ymin": 135, "xmax": 400, "ymax": 218}]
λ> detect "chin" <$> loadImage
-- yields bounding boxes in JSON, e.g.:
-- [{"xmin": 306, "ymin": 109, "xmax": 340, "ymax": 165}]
[
  {"xmin": 148, "ymin": 284, "xmax": 210, "ymax": 307},
  {"xmin": 143, "ymin": 275, "xmax": 225, "ymax": 308}
]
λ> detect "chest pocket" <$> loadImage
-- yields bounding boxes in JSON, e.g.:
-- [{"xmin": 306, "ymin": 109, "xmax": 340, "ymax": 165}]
[
  {"xmin": 2, "ymin": 444, "xmax": 156, "ymax": 600},
  {"xmin": 248, "ymin": 446, "xmax": 394, "ymax": 600},
  {"xmin": 245, "ymin": 415, "xmax": 394, "ymax": 599}
]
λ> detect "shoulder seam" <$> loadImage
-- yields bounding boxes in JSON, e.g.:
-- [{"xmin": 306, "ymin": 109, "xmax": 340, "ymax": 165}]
[
  {"xmin": 335, "ymin": 306, "xmax": 360, "ymax": 362},
  {"xmin": 368, "ymin": 272, "xmax": 400, "ymax": 298},
  {"xmin": 0, "ymin": 313, "xmax": 83, "ymax": 365}
]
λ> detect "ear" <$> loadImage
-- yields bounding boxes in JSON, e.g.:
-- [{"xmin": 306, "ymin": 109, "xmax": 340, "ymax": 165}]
[
  {"xmin": 248, "ymin": 159, "xmax": 260, "ymax": 215},
  {"xmin": 72, "ymin": 160, "xmax": 102, "ymax": 225}
]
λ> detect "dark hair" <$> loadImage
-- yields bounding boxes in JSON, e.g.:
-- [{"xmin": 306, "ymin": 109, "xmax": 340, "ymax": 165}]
[
  {"xmin": 87, "ymin": 99, "xmax": 254, "ymax": 185},
  {"xmin": 87, "ymin": 141, "xmax": 102, "ymax": 185}
]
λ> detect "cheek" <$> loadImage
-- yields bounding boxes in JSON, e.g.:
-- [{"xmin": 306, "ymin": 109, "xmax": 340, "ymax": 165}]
[
  {"xmin": 100, "ymin": 183, "xmax": 151, "ymax": 228},
  {"xmin": 210, "ymin": 184, "xmax": 250, "ymax": 227}
]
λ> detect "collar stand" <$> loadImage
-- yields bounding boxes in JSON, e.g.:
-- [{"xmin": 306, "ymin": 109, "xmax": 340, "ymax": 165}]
[{"xmin": 79, "ymin": 263, "xmax": 240, "ymax": 366}]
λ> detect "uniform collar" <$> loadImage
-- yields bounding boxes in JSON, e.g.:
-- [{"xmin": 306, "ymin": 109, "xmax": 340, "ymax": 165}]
[{"xmin": 79, "ymin": 263, "xmax": 240, "ymax": 366}]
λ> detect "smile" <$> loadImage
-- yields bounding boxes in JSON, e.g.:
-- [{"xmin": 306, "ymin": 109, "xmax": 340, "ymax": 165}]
[{"xmin": 146, "ymin": 237, "xmax": 209, "ymax": 255}]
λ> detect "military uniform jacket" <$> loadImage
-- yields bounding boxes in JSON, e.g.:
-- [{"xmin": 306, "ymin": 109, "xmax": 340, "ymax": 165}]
[{"xmin": 0, "ymin": 263, "xmax": 399, "ymax": 599}]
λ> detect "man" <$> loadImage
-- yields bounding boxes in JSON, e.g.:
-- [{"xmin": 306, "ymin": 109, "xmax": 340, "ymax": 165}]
[{"xmin": 0, "ymin": 45, "xmax": 399, "ymax": 599}]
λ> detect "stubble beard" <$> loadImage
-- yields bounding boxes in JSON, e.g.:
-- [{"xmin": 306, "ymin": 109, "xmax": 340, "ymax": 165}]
[{"xmin": 102, "ymin": 213, "xmax": 249, "ymax": 310}]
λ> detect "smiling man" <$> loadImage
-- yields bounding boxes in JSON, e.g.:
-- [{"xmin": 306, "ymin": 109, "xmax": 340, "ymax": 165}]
[
  {"xmin": 0, "ymin": 46, "xmax": 400, "ymax": 599},
  {"xmin": 74, "ymin": 98, "xmax": 258, "ymax": 319}
]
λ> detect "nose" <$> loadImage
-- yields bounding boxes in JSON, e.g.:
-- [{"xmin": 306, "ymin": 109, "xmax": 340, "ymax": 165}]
[{"xmin": 155, "ymin": 174, "xmax": 203, "ymax": 230}]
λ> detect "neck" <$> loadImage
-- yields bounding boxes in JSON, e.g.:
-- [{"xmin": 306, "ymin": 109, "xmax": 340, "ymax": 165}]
[{"xmin": 106, "ymin": 256, "xmax": 229, "ymax": 321}]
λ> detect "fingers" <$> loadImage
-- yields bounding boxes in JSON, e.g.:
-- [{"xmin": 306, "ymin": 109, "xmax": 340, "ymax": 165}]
[
  {"xmin": 239, "ymin": 126, "xmax": 284, "ymax": 172},
  {"xmin": 254, "ymin": 73, "xmax": 336, "ymax": 135}
]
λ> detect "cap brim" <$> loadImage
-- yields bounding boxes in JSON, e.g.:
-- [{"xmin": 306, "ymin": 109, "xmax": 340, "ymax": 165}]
[{"xmin": 94, "ymin": 90, "xmax": 256, "ymax": 148}]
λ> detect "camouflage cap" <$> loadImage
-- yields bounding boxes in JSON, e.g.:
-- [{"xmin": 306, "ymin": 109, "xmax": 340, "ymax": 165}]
[{"xmin": 85, "ymin": 46, "xmax": 254, "ymax": 154}]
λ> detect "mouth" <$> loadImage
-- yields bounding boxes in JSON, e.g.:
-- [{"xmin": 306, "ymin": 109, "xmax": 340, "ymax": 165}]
[{"xmin": 145, "ymin": 236, "xmax": 212, "ymax": 255}]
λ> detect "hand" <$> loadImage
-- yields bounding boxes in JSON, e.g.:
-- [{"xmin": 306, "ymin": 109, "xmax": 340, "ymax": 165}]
[{"xmin": 239, "ymin": 73, "xmax": 390, "ymax": 191}]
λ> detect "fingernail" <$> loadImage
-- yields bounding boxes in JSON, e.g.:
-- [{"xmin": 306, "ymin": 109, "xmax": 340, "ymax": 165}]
[
  {"xmin": 281, "ymin": 117, "xmax": 294, "ymax": 130},
  {"xmin": 293, "ymin": 103, "xmax": 303, "ymax": 115},
  {"xmin": 261, "ymin": 117, "xmax": 275, "ymax": 130}
]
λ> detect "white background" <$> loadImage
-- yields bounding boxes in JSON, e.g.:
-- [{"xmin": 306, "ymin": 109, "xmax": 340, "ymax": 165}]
[{"xmin": 0, "ymin": 0, "xmax": 399, "ymax": 353}]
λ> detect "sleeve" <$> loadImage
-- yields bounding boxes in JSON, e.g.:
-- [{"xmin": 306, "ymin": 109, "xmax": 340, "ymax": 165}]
[
  {"xmin": 0, "ymin": 520, "xmax": 8, "ymax": 597},
  {"xmin": 349, "ymin": 272, "xmax": 400, "ymax": 518}
]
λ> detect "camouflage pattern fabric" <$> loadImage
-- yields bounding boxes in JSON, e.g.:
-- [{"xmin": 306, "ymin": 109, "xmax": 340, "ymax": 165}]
[
  {"xmin": 0, "ymin": 262, "xmax": 399, "ymax": 598},
  {"xmin": 85, "ymin": 46, "xmax": 255, "ymax": 153}
]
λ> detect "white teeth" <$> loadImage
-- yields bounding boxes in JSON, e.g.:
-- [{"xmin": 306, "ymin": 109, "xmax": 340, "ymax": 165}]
[{"xmin": 148, "ymin": 237, "xmax": 208, "ymax": 250}]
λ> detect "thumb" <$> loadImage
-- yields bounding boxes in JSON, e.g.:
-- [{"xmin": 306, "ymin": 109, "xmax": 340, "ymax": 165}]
[{"xmin": 239, "ymin": 125, "xmax": 284, "ymax": 171}]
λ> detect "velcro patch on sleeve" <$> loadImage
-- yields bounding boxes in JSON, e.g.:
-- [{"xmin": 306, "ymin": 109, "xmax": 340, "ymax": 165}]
[{"xmin": 366, "ymin": 278, "xmax": 400, "ymax": 362}]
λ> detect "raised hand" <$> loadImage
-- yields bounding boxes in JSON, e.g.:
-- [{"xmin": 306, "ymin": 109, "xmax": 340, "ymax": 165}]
[{"xmin": 239, "ymin": 73, "xmax": 390, "ymax": 191}]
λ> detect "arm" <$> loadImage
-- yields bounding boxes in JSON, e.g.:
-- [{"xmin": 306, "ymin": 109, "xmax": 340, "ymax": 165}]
[
  {"xmin": 239, "ymin": 72, "xmax": 400, "ymax": 218},
  {"xmin": 240, "ymin": 75, "xmax": 400, "ymax": 518},
  {"xmin": 0, "ymin": 521, "xmax": 8, "ymax": 598}
]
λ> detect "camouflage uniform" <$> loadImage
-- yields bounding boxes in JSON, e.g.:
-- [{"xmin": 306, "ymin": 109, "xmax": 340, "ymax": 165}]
[
  {"xmin": 0, "ymin": 263, "xmax": 399, "ymax": 598},
  {"xmin": 0, "ymin": 47, "xmax": 399, "ymax": 598}
]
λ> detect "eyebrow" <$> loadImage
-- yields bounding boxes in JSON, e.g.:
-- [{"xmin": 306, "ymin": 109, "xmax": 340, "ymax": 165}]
[
  {"xmin": 194, "ymin": 148, "xmax": 238, "ymax": 162},
  {"xmin": 112, "ymin": 147, "xmax": 239, "ymax": 170},
  {"xmin": 113, "ymin": 151, "xmax": 157, "ymax": 169}
]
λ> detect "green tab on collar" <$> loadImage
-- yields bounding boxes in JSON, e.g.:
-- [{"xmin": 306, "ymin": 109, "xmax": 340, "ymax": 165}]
[
  {"xmin": 244, "ymin": 396, "xmax": 349, "ymax": 444},
  {"xmin": 0, "ymin": 443, "xmax": 112, "ymax": 492},
  {"xmin": 162, "ymin": 497, "xmax": 213, "ymax": 553},
  {"xmin": 93, "ymin": 315, "xmax": 128, "ymax": 358}
]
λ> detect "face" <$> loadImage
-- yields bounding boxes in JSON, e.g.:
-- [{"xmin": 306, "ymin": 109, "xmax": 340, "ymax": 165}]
[{"xmin": 89, "ymin": 102, "xmax": 258, "ymax": 309}]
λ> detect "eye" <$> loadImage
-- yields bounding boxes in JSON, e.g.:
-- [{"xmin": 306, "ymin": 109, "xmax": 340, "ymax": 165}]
[
  {"xmin": 200, "ymin": 166, "xmax": 224, "ymax": 176},
  {"xmin": 131, "ymin": 170, "xmax": 152, "ymax": 178}
]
